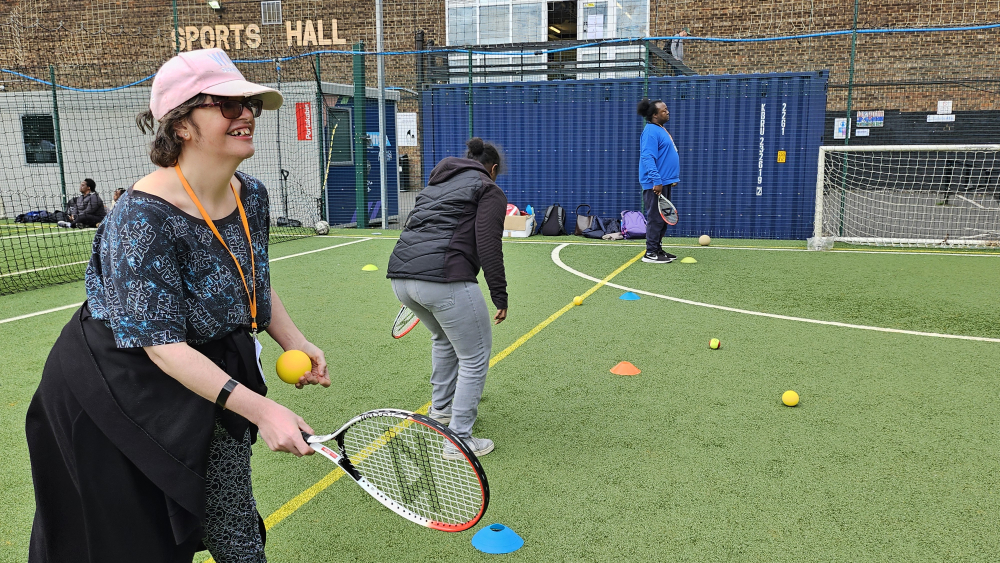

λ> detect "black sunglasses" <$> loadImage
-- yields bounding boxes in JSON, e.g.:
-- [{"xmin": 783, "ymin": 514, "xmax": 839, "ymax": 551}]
[{"xmin": 196, "ymin": 98, "xmax": 263, "ymax": 119}]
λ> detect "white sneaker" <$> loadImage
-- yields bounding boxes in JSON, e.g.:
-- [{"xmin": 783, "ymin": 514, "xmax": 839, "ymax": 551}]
[
  {"xmin": 443, "ymin": 436, "xmax": 494, "ymax": 460},
  {"xmin": 428, "ymin": 405, "xmax": 452, "ymax": 425},
  {"xmin": 57, "ymin": 221, "xmax": 71, "ymax": 228}
]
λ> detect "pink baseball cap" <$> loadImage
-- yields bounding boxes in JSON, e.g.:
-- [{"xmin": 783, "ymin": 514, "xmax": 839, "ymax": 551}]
[{"xmin": 149, "ymin": 48, "xmax": 283, "ymax": 121}]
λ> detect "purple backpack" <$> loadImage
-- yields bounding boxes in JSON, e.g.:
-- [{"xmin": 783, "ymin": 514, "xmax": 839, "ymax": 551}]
[{"xmin": 620, "ymin": 210, "xmax": 647, "ymax": 239}]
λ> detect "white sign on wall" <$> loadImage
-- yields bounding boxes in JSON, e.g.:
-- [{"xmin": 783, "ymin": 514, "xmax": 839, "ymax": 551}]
[
  {"xmin": 397, "ymin": 113, "xmax": 418, "ymax": 147},
  {"xmin": 833, "ymin": 117, "xmax": 849, "ymax": 139},
  {"xmin": 927, "ymin": 114, "xmax": 956, "ymax": 123}
]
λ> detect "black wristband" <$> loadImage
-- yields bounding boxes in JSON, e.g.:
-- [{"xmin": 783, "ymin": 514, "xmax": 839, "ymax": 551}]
[{"xmin": 215, "ymin": 378, "xmax": 239, "ymax": 410}]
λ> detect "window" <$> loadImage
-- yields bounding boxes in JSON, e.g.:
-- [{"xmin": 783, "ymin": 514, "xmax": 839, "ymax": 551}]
[
  {"xmin": 513, "ymin": 4, "xmax": 545, "ymax": 43},
  {"xmin": 479, "ymin": 5, "xmax": 511, "ymax": 45},
  {"xmin": 446, "ymin": 1, "xmax": 546, "ymax": 46},
  {"xmin": 326, "ymin": 108, "xmax": 352, "ymax": 165},
  {"xmin": 261, "ymin": 1, "xmax": 282, "ymax": 25},
  {"xmin": 444, "ymin": 1, "xmax": 645, "ymax": 81},
  {"xmin": 22, "ymin": 115, "xmax": 56, "ymax": 164},
  {"xmin": 448, "ymin": 6, "xmax": 476, "ymax": 46},
  {"xmin": 447, "ymin": 1, "xmax": 647, "ymax": 45},
  {"xmin": 615, "ymin": 0, "xmax": 647, "ymax": 38},
  {"xmin": 581, "ymin": 1, "xmax": 607, "ymax": 40}
]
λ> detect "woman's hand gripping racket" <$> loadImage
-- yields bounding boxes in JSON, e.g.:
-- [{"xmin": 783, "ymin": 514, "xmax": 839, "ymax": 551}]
[
  {"xmin": 657, "ymin": 193, "xmax": 679, "ymax": 225},
  {"xmin": 302, "ymin": 409, "xmax": 489, "ymax": 531},
  {"xmin": 392, "ymin": 305, "xmax": 420, "ymax": 339}
]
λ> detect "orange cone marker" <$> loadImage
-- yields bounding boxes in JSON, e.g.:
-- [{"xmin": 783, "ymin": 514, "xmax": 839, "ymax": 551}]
[{"xmin": 610, "ymin": 361, "xmax": 641, "ymax": 376}]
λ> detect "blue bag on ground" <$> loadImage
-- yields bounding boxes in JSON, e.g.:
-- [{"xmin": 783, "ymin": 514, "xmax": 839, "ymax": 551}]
[
  {"xmin": 15, "ymin": 210, "xmax": 52, "ymax": 223},
  {"xmin": 581, "ymin": 216, "xmax": 607, "ymax": 239},
  {"xmin": 620, "ymin": 210, "xmax": 647, "ymax": 239}
]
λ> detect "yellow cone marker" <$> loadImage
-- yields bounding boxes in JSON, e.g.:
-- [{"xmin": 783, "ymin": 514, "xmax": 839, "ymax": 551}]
[{"xmin": 362, "ymin": 264, "xmax": 378, "ymax": 271}]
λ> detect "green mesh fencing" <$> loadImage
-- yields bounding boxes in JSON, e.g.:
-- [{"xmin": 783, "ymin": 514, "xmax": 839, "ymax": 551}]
[{"xmin": 1, "ymin": 0, "xmax": 997, "ymax": 294}]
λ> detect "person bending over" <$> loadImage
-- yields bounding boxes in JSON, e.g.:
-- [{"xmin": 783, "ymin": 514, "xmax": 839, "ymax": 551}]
[{"xmin": 386, "ymin": 137, "xmax": 508, "ymax": 460}]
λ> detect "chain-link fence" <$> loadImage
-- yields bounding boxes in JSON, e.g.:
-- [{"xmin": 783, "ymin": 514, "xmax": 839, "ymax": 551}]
[{"xmin": 1, "ymin": 0, "xmax": 996, "ymax": 293}]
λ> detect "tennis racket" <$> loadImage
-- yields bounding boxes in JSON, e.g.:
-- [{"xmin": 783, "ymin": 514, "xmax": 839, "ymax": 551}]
[
  {"xmin": 303, "ymin": 409, "xmax": 489, "ymax": 532},
  {"xmin": 392, "ymin": 305, "xmax": 420, "ymax": 339},
  {"xmin": 657, "ymin": 193, "xmax": 679, "ymax": 225}
]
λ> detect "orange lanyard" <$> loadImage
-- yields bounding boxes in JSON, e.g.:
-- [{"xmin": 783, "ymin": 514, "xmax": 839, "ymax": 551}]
[{"xmin": 174, "ymin": 166, "xmax": 258, "ymax": 333}]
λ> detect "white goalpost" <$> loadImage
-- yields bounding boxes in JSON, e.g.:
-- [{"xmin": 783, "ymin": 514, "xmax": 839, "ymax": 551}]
[{"xmin": 811, "ymin": 144, "xmax": 1000, "ymax": 249}]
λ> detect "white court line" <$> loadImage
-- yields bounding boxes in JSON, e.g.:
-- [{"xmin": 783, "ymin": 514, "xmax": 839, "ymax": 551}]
[
  {"xmin": 504, "ymin": 238, "xmax": 1000, "ymax": 258},
  {"xmin": 0, "ymin": 228, "xmax": 96, "ymax": 241},
  {"xmin": 1, "ymin": 260, "xmax": 89, "ymax": 278},
  {"xmin": 290, "ymin": 234, "xmax": 1000, "ymax": 258},
  {"xmin": 551, "ymin": 243, "xmax": 1000, "ymax": 343},
  {"xmin": 0, "ymin": 238, "xmax": 375, "ymax": 326},
  {"xmin": 271, "ymin": 237, "xmax": 371, "ymax": 261},
  {"xmin": 0, "ymin": 302, "xmax": 84, "ymax": 325}
]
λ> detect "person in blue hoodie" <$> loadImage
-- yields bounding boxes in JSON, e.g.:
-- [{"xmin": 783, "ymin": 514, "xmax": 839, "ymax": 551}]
[{"xmin": 637, "ymin": 98, "xmax": 679, "ymax": 264}]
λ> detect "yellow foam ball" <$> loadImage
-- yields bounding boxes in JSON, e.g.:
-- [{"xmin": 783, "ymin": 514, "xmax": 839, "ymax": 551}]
[
  {"xmin": 276, "ymin": 350, "xmax": 311, "ymax": 384},
  {"xmin": 709, "ymin": 338, "xmax": 721, "ymax": 350},
  {"xmin": 699, "ymin": 235, "xmax": 711, "ymax": 246},
  {"xmin": 573, "ymin": 296, "xmax": 583, "ymax": 306},
  {"xmin": 782, "ymin": 390, "xmax": 799, "ymax": 407}
]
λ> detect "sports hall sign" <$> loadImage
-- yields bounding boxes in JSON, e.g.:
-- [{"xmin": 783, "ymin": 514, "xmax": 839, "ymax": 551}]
[{"xmin": 173, "ymin": 19, "xmax": 346, "ymax": 52}]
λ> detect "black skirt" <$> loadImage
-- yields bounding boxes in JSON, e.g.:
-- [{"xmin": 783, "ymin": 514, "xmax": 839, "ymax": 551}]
[{"xmin": 25, "ymin": 304, "xmax": 267, "ymax": 562}]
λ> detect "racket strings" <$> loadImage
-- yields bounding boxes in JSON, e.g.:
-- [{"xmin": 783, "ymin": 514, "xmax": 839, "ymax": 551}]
[
  {"xmin": 347, "ymin": 425, "xmax": 480, "ymax": 523},
  {"xmin": 343, "ymin": 416, "xmax": 484, "ymax": 524},
  {"xmin": 658, "ymin": 194, "xmax": 679, "ymax": 224},
  {"xmin": 392, "ymin": 307, "xmax": 419, "ymax": 337}
]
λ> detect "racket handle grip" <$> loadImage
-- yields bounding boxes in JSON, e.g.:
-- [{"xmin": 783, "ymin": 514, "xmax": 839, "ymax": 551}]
[{"xmin": 301, "ymin": 431, "xmax": 313, "ymax": 442}]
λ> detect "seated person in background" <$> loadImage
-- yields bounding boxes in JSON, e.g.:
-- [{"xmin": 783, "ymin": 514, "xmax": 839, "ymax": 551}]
[
  {"xmin": 106, "ymin": 187, "xmax": 126, "ymax": 214},
  {"xmin": 58, "ymin": 178, "xmax": 107, "ymax": 228}
]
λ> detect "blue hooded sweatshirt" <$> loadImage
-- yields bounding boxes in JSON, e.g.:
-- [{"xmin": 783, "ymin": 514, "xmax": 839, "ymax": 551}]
[{"xmin": 638, "ymin": 123, "xmax": 680, "ymax": 190}]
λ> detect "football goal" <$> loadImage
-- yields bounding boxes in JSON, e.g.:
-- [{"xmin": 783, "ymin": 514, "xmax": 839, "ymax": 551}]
[{"xmin": 812, "ymin": 145, "xmax": 1000, "ymax": 249}]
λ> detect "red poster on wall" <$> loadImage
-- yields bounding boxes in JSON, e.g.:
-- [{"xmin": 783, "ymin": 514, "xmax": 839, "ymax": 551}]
[{"xmin": 296, "ymin": 102, "xmax": 313, "ymax": 141}]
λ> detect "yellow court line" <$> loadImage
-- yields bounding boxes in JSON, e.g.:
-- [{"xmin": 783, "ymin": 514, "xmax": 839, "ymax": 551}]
[
  {"xmin": 201, "ymin": 249, "xmax": 647, "ymax": 560},
  {"xmin": 487, "ymin": 248, "xmax": 645, "ymax": 367}
]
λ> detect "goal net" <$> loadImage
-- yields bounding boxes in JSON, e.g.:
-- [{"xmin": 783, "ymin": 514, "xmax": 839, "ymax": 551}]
[{"xmin": 813, "ymin": 145, "xmax": 1000, "ymax": 249}]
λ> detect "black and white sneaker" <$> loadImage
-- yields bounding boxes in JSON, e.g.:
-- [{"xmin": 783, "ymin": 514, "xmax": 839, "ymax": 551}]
[
  {"xmin": 658, "ymin": 251, "xmax": 677, "ymax": 262},
  {"xmin": 642, "ymin": 252, "xmax": 672, "ymax": 264}
]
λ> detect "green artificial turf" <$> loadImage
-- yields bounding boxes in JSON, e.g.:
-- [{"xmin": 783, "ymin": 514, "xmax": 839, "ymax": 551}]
[
  {"xmin": 0, "ymin": 221, "xmax": 315, "ymax": 295},
  {"xmin": 2, "ymin": 235, "xmax": 1000, "ymax": 562}
]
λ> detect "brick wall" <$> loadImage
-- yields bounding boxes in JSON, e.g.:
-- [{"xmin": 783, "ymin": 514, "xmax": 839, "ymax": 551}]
[
  {"xmin": 1, "ymin": 0, "xmax": 996, "ymax": 180},
  {"xmin": 652, "ymin": 0, "xmax": 999, "ymax": 111}
]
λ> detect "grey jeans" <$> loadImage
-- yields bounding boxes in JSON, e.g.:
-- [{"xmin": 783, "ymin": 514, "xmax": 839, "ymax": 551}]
[{"xmin": 391, "ymin": 278, "xmax": 492, "ymax": 438}]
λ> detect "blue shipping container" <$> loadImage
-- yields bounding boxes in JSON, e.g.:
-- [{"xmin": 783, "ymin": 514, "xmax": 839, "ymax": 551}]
[
  {"xmin": 421, "ymin": 71, "xmax": 828, "ymax": 239},
  {"xmin": 326, "ymin": 96, "xmax": 399, "ymax": 225}
]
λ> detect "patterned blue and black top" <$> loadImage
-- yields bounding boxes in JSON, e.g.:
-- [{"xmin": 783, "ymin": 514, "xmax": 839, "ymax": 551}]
[{"xmin": 85, "ymin": 171, "xmax": 272, "ymax": 348}]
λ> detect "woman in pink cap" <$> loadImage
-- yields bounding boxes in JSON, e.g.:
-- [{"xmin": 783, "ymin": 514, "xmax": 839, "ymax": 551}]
[{"xmin": 26, "ymin": 49, "xmax": 327, "ymax": 562}]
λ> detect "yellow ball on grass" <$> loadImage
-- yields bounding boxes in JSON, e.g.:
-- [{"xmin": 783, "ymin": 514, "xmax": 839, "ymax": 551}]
[
  {"xmin": 699, "ymin": 235, "xmax": 711, "ymax": 246},
  {"xmin": 573, "ymin": 296, "xmax": 583, "ymax": 306},
  {"xmin": 782, "ymin": 390, "xmax": 799, "ymax": 407},
  {"xmin": 709, "ymin": 338, "xmax": 721, "ymax": 350},
  {"xmin": 276, "ymin": 350, "xmax": 312, "ymax": 384}
]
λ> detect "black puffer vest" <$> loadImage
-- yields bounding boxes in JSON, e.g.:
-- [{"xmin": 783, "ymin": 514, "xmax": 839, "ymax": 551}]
[{"xmin": 387, "ymin": 157, "xmax": 492, "ymax": 282}]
